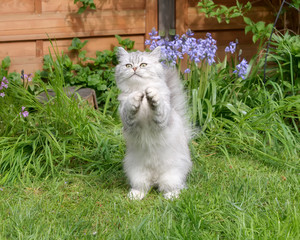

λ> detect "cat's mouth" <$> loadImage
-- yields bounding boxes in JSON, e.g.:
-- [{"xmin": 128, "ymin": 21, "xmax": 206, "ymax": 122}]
[{"xmin": 130, "ymin": 72, "xmax": 142, "ymax": 78}]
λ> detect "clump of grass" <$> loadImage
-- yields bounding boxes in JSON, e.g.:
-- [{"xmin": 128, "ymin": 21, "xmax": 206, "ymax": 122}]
[{"xmin": 0, "ymin": 43, "xmax": 124, "ymax": 185}]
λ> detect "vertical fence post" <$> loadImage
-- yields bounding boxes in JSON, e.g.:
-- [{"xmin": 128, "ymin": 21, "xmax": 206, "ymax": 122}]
[
  {"xmin": 145, "ymin": 0, "xmax": 158, "ymax": 47},
  {"xmin": 34, "ymin": 0, "xmax": 43, "ymax": 59},
  {"xmin": 158, "ymin": 0, "xmax": 175, "ymax": 38}
]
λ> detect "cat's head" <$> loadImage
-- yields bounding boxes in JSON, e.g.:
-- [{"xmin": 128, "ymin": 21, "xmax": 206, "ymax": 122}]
[{"xmin": 115, "ymin": 47, "xmax": 164, "ymax": 92}]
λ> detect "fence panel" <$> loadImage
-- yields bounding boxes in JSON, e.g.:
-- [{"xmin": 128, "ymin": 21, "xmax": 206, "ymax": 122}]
[
  {"xmin": 0, "ymin": 0, "xmax": 157, "ymax": 73},
  {"xmin": 0, "ymin": 0, "xmax": 276, "ymax": 74}
]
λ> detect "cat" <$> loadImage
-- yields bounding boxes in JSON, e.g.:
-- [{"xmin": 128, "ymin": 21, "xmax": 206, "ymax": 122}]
[{"xmin": 115, "ymin": 46, "xmax": 192, "ymax": 200}]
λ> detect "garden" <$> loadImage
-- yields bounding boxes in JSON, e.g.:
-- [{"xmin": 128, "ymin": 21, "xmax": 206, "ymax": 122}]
[{"xmin": 0, "ymin": 0, "xmax": 299, "ymax": 239}]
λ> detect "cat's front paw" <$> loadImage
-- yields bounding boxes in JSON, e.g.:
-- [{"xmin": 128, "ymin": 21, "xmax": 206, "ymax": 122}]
[
  {"xmin": 129, "ymin": 92, "xmax": 144, "ymax": 113},
  {"xmin": 145, "ymin": 87, "xmax": 160, "ymax": 109}
]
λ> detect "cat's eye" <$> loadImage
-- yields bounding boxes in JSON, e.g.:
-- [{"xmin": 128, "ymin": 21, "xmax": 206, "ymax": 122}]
[
  {"xmin": 125, "ymin": 64, "xmax": 132, "ymax": 68},
  {"xmin": 140, "ymin": 63, "xmax": 147, "ymax": 68}
]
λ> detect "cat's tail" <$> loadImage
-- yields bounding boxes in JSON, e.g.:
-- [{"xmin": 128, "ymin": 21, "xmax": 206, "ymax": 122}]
[{"xmin": 165, "ymin": 67, "xmax": 194, "ymax": 140}]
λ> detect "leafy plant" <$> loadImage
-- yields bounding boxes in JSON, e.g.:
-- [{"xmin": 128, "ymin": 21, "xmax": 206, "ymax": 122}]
[
  {"xmin": 38, "ymin": 35, "xmax": 135, "ymax": 116},
  {"xmin": 0, "ymin": 56, "xmax": 11, "ymax": 77},
  {"xmin": 197, "ymin": 0, "xmax": 273, "ymax": 47},
  {"xmin": 74, "ymin": 0, "xmax": 96, "ymax": 14},
  {"xmin": 265, "ymin": 31, "xmax": 300, "ymax": 96}
]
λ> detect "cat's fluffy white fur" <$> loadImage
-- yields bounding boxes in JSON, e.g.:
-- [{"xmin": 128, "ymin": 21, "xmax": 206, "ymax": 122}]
[{"xmin": 115, "ymin": 47, "xmax": 192, "ymax": 200}]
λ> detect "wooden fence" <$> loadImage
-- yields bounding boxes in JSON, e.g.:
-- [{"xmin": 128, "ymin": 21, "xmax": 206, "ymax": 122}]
[{"xmin": 0, "ymin": 0, "xmax": 275, "ymax": 74}]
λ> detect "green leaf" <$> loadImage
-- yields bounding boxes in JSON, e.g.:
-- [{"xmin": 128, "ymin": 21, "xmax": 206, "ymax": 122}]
[
  {"xmin": 97, "ymin": 84, "xmax": 107, "ymax": 91},
  {"xmin": 243, "ymin": 17, "xmax": 252, "ymax": 25},
  {"xmin": 87, "ymin": 74, "xmax": 99, "ymax": 86},
  {"xmin": 78, "ymin": 50, "xmax": 87, "ymax": 59},
  {"xmin": 77, "ymin": 6, "xmax": 86, "ymax": 14},
  {"xmin": 226, "ymin": 103, "xmax": 239, "ymax": 115},
  {"xmin": 245, "ymin": 2, "xmax": 252, "ymax": 10},
  {"xmin": 1, "ymin": 56, "xmax": 11, "ymax": 69},
  {"xmin": 252, "ymin": 34, "xmax": 259, "ymax": 43},
  {"xmin": 256, "ymin": 21, "xmax": 265, "ymax": 32},
  {"xmin": 230, "ymin": 12, "xmax": 241, "ymax": 18},
  {"xmin": 115, "ymin": 35, "xmax": 122, "ymax": 44},
  {"xmin": 236, "ymin": 0, "xmax": 241, "ymax": 9},
  {"xmin": 245, "ymin": 25, "xmax": 252, "ymax": 34}
]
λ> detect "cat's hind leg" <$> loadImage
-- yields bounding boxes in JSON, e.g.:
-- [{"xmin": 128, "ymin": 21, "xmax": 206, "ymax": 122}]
[
  {"xmin": 128, "ymin": 189, "xmax": 147, "ymax": 200},
  {"xmin": 157, "ymin": 169, "xmax": 187, "ymax": 200},
  {"xmin": 125, "ymin": 162, "xmax": 152, "ymax": 200}
]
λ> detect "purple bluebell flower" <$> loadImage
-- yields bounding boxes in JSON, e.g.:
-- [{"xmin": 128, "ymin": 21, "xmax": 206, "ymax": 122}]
[
  {"xmin": 1, "ymin": 77, "xmax": 9, "ymax": 89},
  {"xmin": 145, "ymin": 39, "xmax": 151, "ymax": 45},
  {"xmin": 184, "ymin": 68, "xmax": 191, "ymax": 74},
  {"xmin": 186, "ymin": 29, "xmax": 194, "ymax": 37},
  {"xmin": 225, "ymin": 41, "xmax": 237, "ymax": 54},
  {"xmin": 145, "ymin": 29, "xmax": 217, "ymax": 66},
  {"xmin": 0, "ymin": 76, "xmax": 9, "ymax": 97},
  {"xmin": 23, "ymin": 73, "xmax": 32, "ymax": 82},
  {"xmin": 151, "ymin": 35, "xmax": 161, "ymax": 40},
  {"xmin": 199, "ymin": 33, "xmax": 217, "ymax": 65},
  {"xmin": 233, "ymin": 58, "xmax": 249, "ymax": 79},
  {"xmin": 149, "ymin": 28, "xmax": 158, "ymax": 37},
  {"xmin": 20, "ymin": 106, "xmax": 29, "ymax": 118}
]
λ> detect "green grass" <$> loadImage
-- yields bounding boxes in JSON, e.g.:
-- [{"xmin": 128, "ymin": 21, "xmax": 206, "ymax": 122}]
[{"xmin": 1, "ymin": 147, "xmax": 299, "ymax": 240}]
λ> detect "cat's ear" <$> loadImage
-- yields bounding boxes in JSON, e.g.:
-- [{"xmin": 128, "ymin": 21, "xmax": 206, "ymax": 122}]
[
  {"xmin": 117, "ymin": 47, "xmax": 128, "ymax": 59},
  {"xmin": 149, "ymin": 46, "xmax": 161, "ymax": 59}
]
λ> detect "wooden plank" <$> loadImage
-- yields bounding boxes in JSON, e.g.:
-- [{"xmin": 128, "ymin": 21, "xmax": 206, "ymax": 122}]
[
  {"xmin": 42, "ymin": 0, "xmax": 145, "ymax": 12},
  {"xmin": 176, "ymin": 0, "xmax": 188, "ymax": 35},
  {"xmin": 35, "ymin": 0, "xmax": 42, "ymax": 14},
  {"xmin": 43, "ymin": 35, "xmax": 145, "ymax": 58},
  {"xmin": 145, "ymin": 0, "xmax": 158, "ymax": 40},
  {"xmin": 0, "ymin": 41, "xmax": 36, "ymax": 58},
  {"xmin": 188, "ymin": 6, "xmax": 274, "ymax": 31},
  {"xmin": 0, "ymin": 0, "xmax": 35, "ymax": 14},
  {"xmin": 0, "ymin": 10, "xmax": 145, "ymax": 42},
  {"xmin": 36, "ymin": 40, "xmax": 44, "ymax": 57},
  {"xmin": 6, "ymin": 56, "xmax": 43, "ymax": 74}
]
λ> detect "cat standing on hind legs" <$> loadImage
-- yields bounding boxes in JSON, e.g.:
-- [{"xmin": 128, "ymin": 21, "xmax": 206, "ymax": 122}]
[{"xmin": 115, "ymin": 46, "xmax": 192, "ymax": 200}]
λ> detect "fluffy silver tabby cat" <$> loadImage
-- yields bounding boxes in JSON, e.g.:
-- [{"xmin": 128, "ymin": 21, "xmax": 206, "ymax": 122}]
[{"xmin": 115, "ymin": 47, "xmax": 192, "ymax": 200}]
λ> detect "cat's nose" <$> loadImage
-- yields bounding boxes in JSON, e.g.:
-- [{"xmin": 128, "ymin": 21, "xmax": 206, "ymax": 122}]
[{"xmin": 132, "ymin": 67, "xmax": 137, "ymax": 72}]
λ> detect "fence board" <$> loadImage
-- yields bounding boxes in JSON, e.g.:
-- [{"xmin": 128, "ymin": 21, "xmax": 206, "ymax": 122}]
[
  {"xmin": 0, "ymin": 0, "xmax": 35, "ymax": 14},
  {"xmin": 188, "ymin": 6, "xmax": 274, "ymax": 31},
  {"xmin": 42, "ymin": 0, "xmax": 145, "ymax": 12},
  {"xmin": 145, "ymin": 0, "xmax": 158, "ymax": 40},
  {"xmin": 0, "ymin": 10, "xmax": 145, "ymax": 42}
]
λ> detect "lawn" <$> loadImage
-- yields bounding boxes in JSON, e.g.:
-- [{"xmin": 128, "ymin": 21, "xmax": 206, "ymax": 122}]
[{"xmin": 1, "ymin": 147, "xmax": 299, "ymax": 239}]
